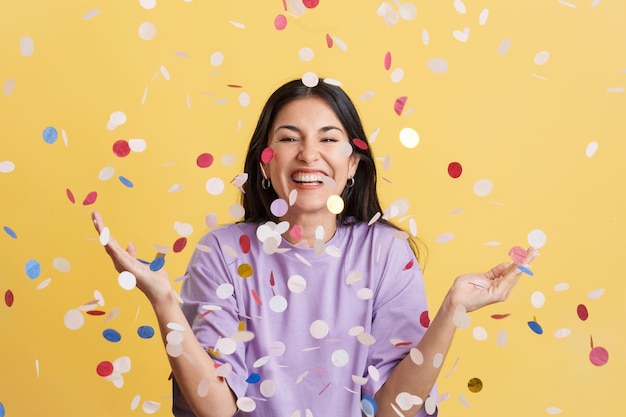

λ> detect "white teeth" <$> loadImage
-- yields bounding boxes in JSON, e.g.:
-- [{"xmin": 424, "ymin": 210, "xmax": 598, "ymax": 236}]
[{"xmin": 292, "ymin": 172, "xmax": 323, "ymax": 183}]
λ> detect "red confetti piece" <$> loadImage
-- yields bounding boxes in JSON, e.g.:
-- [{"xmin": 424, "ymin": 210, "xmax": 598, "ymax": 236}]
[
  {"xmin": 303, "ymin": 0, "xmax": 319, "ymax": 8},
  {"xmin": 96, "ymin": 361, "xmax": 114, "ymax": 377},
  {"xmin": 577, "ymin": 304, "xmax": 589, "ymax": 321},
  {"xmin": 384, "ymin": 51, "xmax": 392, "ymax": 70},
  {"xmin": 5, "ymin": 289, "xmax": 14, "ymax": 307},
  {"xmin": 318, "ymin": 381, "xmax": 332, "ymax": 395},
  {"xmin": 274, "ymin": 14, "xmax": 287, "ymax": 30},
  {"xmin": 325, "ymin": 33, "xmax": 333, "ymax": 48},
  {"xmin": 394, "ymin": 96, "xmax": 407, "ymax": 115},
  {"xmin": 419, "ymin": 310, "xmax": 430, "ymax": 328},
  {"xmin": 86, "ymin": 310, "xmax": 106, "ymax": 316},
  {"xmin": 269, "ymin": 271, "xmax": 275, "ymax": 287},
  {"xmin": 173, "ymin": 237, "xmax": 187, "ymax": 253},
  {"xmin": 403, "ymin": 259, "xmax": 414, "ymax": 270},
  {"xmin": 82, "ymin": 191, "xmax": 98, "ymax": 205},
  {"xmin": 448, "ymin": 162, "xmax": 463, "ymax": 178},
  {"xmin": 491, "ymin": 313, "xmax": 511, "ymax": 320},
  {"xmin": 251, "ymin": 289, "xmax": 262, "ymax": 306},
  {"xmin": 261, "ymin": 147, "xmax": 274, "ymax": 163},
  {"xmin": 239, "ymin": 234, "xmax": 251, "ymax": 254},
  {"xmin": 66, "ymin": 188, "xmax": 76, "ymax": 204},
  {"xmin": 352, "ymin": 138, "xmax": 368, "ymax": 150},
  {"xmin": 112, "ymin": 140, "xmax": 131, "ymax": 157},
  {"xmin": 394, "ymin": 341, "xmax": 413, "ymax": 347},
  {"xmin": 196, "ymin": 153, "xmax": 214, "ymax": 168},
  {"xmin": 289, "ymin": 225, "xmax": 302, "ymax": 241}
]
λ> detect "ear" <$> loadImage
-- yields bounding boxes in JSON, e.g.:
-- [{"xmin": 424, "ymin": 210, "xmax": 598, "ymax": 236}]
[
  {"xmin": 348, "ymin": 154, "xmax": 360, "ymax": 178},
  {"xmin": 259, "ymin": 162, "xmax": 270, "ymax": 180}
]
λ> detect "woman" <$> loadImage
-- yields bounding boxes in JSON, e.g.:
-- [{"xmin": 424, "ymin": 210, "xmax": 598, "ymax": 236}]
[{"xmin": 92, "ymin": 77, "xmax": 537, "ymax": 417}]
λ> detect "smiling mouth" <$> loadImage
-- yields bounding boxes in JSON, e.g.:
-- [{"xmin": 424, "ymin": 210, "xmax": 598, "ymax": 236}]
[{"xmin": 291, "ymin": 172, "xmax": 325, "ymax": 185}]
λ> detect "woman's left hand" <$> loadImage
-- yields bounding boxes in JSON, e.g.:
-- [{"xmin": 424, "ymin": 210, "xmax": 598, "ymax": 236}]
[{"xmin": 446, "ymin": 247, "xmax": 539, "ymax": 312}]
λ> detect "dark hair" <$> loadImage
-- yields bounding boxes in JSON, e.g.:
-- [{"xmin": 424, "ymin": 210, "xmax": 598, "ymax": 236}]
[{"xmin": 240, "ymin": 78, "xmax": 424, "ymax": 260}]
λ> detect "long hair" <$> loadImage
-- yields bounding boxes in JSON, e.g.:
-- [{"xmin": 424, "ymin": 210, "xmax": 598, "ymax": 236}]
[{"xmin": 240, "ymin": 78, "xmax": 424, "ymax": 261}]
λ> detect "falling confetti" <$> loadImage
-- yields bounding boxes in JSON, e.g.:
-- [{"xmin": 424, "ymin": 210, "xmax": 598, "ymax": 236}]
[
  {"xmin": 399, "ymin": 127, "xmax": 419, "ymax": 148},
  {"xmin": 394, "ymin": 96, "xmax": 407, "ymax": 115},
  {"xmin": 42, "ymin": 127, "xmax": 58, "ymax": 144},
  {"xmin": 448, "ymin": 162, "xmax": 462, "ymax": 178},
  {"xmin": 467, "ymin": 377, "xmax": 483, "ymax": 393}
]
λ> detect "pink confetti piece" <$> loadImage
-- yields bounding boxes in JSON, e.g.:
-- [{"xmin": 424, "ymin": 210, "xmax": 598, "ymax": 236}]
[
  {"xmin": 173, "ymin": 237, "xmax": 187, "ymax": 253},
  {"xmin": 577, "ymin": 304, "xmax": 589, "ymax": 321},
  {"xmin": 508, "ymin": 246, "xmax": 528, "ymax": 264},
  {"xmin": 197, "ymin": 153, "xmax": 214, "ymax": 168},
  {"xmin": 303, "ymin": 0, "xmax": 319, "ymax": 8},
  {"xmin": 384, "ymin": 51, "xmax": 392, "ymax": 70},
  {"xmin": 289, "ymin": 224, "xmax": 302, "ymax": 240},
  {"xmin": 251, "ymin": 289, "xmax": 262, "ymax": 306},
  {"xmin": 66, "ymin": 188, "xmax": 76, "ymax": 204},
  {"xmin": 589, "ymin": 336, "xmax": 609, "ymax": 366},
  {"xmin": 274, "ymin": 14, "xmax": 287, "ymax": 30},
  {"xmin": 403, "ymin": 259, "xmax": 414, "ymax": 270},
  {"xmin": 394, "ymin": 96, "xmax": 407, "ymax": 115},
  {"xmin": 82, "ymin": 191, "xmax": 98, "ymax": 205},
  {"xmin": 419, "ymin": 310, "xmax": 430, "ymax": 327},
  {"xmin": 325, "ymin": 33, "xmax": 333, "ymax": 48},
  {"xmin": 261, "ymin": 147, "xmax": 274, "ymax": 163}
]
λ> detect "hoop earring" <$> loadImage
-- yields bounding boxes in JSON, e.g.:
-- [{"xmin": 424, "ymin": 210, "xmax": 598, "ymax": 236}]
[
  {"xmin": 346, "ymin": 177, "xmax": 355, "ymax": 188},
  {"xmin": 259, "ymin": 162, "xmax": 271, "ymax": 190}
]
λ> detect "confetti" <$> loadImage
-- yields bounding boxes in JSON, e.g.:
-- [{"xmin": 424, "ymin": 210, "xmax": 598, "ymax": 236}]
[
  {"xmin": 4, "ymin": 290, "xmax": 14, "ymax": 307},
  {"xmin": 274, "ymin": 14, "xmax": 287, "ymax": 30},
  {"xmin": 419, "ymin": 311, "xmax": 430, "ymax": 327},
  {"xmin": 473, "ymin": 179, "xmax": 493, "ymax": 196},
  {"xmin": 352, "ymin": 138, "xmax": 368, "ymax": 150},
  {"xmin": 236, "ymin": 397, "xmax": 256, "ymax": 412},
  {"xmin": 310, "ymin": 320, "xmax": 329, "ymax": 339},
  {"xmin": 589, "ymin": 346, "xmax": 609, "ymax": 366},
  {"xmin": 453, "ymin": 27, "xmax": 470, "ymax": 43},
  {"xmin": 82, "ymin": 191, "xmax": 98, "ymax": 205},
  {"xmin": 448, "ymin": 162, "xmax": 462, "ymax": 178},
  {"xmin": 138, "ymin": 22, "xmax": 157, "ymax": 40},
  {"xmin": 103, "ymin": 328, "xmax": 122, "ymax": 342},
  {"xmin": 287, "ymin": 274, "xmax": 306, "ymax": 293},
  {"xmin": 137, "ymin": 326, "xmax": 155, "ymax": 339},
  {"xmin": 302, "ymin": 72, "xmax": 319, "ymax": 87},
  {"xmin": 508, "ymin": 246, "xmax": 528, "ymax": 263},
  {"xmin": 534, "ymin": 50, "xmax": 550, "ymax": 65},
  {"xmin": 531, "ymin": 291, "xmax": 545, "ymax": 308},
  {"xmin": 118, "ymin": 271, "xmax": 136, "ymax": 290},
  {"xmin": 42, "ymin": 126, "xmax": 58, "ymax": 144},
  {"xmin": 20, "ymin": 36, "xmax": 34, "ymax": 57},
  {"xmin": 64, "ymin": 308, "xmax": 85, "ymax": 330},
  {"xmin": 25, "ymin": 259, "xmax": 41, "ymax": 279},
  {"xmin": 498, "ymin": 38, "xmax": 511, "ymax": 55},
  {"xmin": 428, "ymin": 58, "xmax": 448, "ymax": 74},
  {"xmin": 517, "ymin": 265, "xmax": 534, "ymax": 276},
  {"xmin": 302, "ymin": 0, "xmax": 319, "ymax": 8},
  {"xmin": 238, "ymin": 264, "xmax": 253, "ymax": 278},
  {"xmin": 97, "ymin": 361, "xmax": 114, "ymax": 377},
  {"xmin": 142, "ymin": 401, "xmax": 161, "ymax": 414},
  {"xmin": 585, "ymin": 141, "xmax": 598, "ymax": 157},
  {"xmin": 206, "ymin": 178, "xmax": 225, "ymax": 195},
  {"xmin": 298, "ymin": 47, "xmax": 314, "ymax": 62},
  {"xmin": 0, "ymin": 160, "xmax": 15, "ymax": 173},
  {"xmin": 361, "ymin": 396, "xmax": 377, "ymax": 416},
  {"xmin": 527, "ymin": 229, "xmax": 547, "ymax": 248},
  {"xmin": 577, "ymin": 304, "xmax": 589, "ymax": 321},
  {"xmin": 327, "ymin": 195, "xmax": 344, "ymax": 214},
  {"xmin": 399, "ymin": 127, "xmax": 419, "ymax": 148},
  {"xmin": 3, "ymin": 78, "xmax": 15, "ymax": 96},
  {"xmin": 394, "ymin": 96, "xmax": 407, "ymax": 115},
  {"xmin": 467, "ymin": 377, "xmax": 483, "ymax": 393},
  {"xmin": 270, "ymin": 198, "xmax": 289, "ymax": 217},
  {"xmin": 384, "ymin": 52, "xmax": 392, "ymax": 70},
  {"xmin": 261, "ymin": 147, "xmax": 274, "ymax": 163},
  {"xmin": 197, "ymin": 153, "xmax": 214, "ymax": 168},
  {"xmin": 3, "ymin": 226, "xmax": 17, "ymax": 238},
  {"xmin": 527, "ymin": 318, "xmax": 543, "ymax": 335},
  {"xmin": 479, "ymin": 8, "xmax": 489, "ymax": 25},
  {"xmin": 113, "ymin": 140, "xmax": 131, "ymax": 157}
]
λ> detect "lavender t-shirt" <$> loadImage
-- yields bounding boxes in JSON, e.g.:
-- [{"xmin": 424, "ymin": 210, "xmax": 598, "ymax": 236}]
[{"xmin": 173, "ymin": 221, "xmax": 437, "ymax": 416}]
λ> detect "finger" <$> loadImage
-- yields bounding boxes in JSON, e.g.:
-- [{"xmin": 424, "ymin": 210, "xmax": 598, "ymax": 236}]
[
  {"xmin": 484, "ymin": 263, "xmax": 511, "ymax": 280},
  {"xmin": 126, "ymin": 242, "xmax": 137, "ymax": 257}
]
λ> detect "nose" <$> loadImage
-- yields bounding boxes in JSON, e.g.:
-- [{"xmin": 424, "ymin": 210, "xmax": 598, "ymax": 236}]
[{"xmin": 298, "ymin": 138, "xmax": 320, "ymax": 163}]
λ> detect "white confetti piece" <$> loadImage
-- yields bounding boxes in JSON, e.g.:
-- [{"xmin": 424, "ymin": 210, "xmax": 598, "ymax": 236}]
[
  {"xmin": 206, "ymin": 177, "xmax": 225, "ymax": 195},
  {"xmin": 368, "ymin": 365, "xmax": 380, "ymax": 381},
  {"xmin": 166, "ymin": 343, "xmax": 183, "ymax": 357},
  {"xmin": 130, "ymin": 394, "xmax": 141, "ymax": 410},
  {"xmin": 52, "ymin": 257, "xmax": 71, "ymax": 273},
  {"xmin": 453, "ymin": 27, "xmax": 470, "ymax": 43},
  {"xmin": 82, "ymin": 9, "xmax": 100, "ymax": 20},
  {"xmin": 138, "ymin": 22, "xmax": 157, "ymax": 40},
  {"xmin": 433, "ymin": 353, "xmax": 444, "ymax": 368},
  {"xmin": 310, "ymin": 320, "xmax": 329, "ymax": 339},
  {"xmin": 239, "ymin": 92, "xmax": 250, "ymax": 107},
  {"xmin": 298, "ymin": 47, "xmax": 314, "ymax": 62},
  {"xmin": 421, "ymin": 29, "xmax": 429, "ymax": 46},
  {"xmin": 554, "ymin": 328, "xmax": 571, "ymax": 338},
  {"xmin": 585, "ymin": 141, "xmax": 598, "ymax": 157},
  {"xmin": 427, "ymin": 58, "xmax": 448, "ymax": 74},
  {"xmin": 454, "ymin": 0, "xmax": 467, "ymax": 14},
  {"xmin": 473, "ymin": 179, "xmax": 493, "ymax": 196},
  {"xmin": 473, "ymin": 326, "xmax": 488, "ymax": 341},
  {"xmin": 197, "ymin": 379, "xmax": 210, "ymax": 397},
  {"xmin": 210, "ymin": 51, "xmax": 224, "ymax": 66},
  {"xmin": 546, "ymin": 406, "xmax": 562, "ymax": 415},
  {"xmin": 331, "ymin": 349, "xmax": 350, "ymax": 367},
  {"xmin": 410, "ymin": 348, "xmax": 424, "ymax": 365},
  {"xmin": 396, "ymin": 392, "xmax": 423, "ymax": 411},
  {"xmin": 531, "ymin": 291, "xmax": 546, "ymax": 308},
  {"xmin": 4, "ymin": 78, "xmax": 16, "ymax": 96},
  {"xmin": 269, "ymin": 295, "xmax": 288, "ymax": 313},
  {"xmin": 0, "ymin": 161, "xmax": 16, "ymax": 173},
  {"xmin": 528, "ymin": 228, "xmax": 547, "ymax": 249},
  {"xmin": 142, "ymin": 400, "xmax": 161, "ymax": 414},
  {"xmin": 174, "ymin": 221, "xmax": 194, "ymax": 237},
  {"xmin": 436, "ymin": 233, "xmax": 454, "ymax": 244},
  {"xmin": 140, "ymin": 0, "xmax": 156, "ymax": 10},
  {"xmin": 64, "ymin": 309, "xmax": 84, "ymax": 330},
  {"xmin": 357, "ymin": 332, "xmax": 376, "ymax": 345},
  {"xmin": 399, "ymin": 127, "xmax": 419, "ymax": 148},
  {"xmin": 588, "ymin": 288, "xmax": 605, "ymax": 299},
  {"xmin": 497, "ymin": 330, "xmax": 508, "ymax": 347},
  {"xmin": 346, "ymin": 270, "xmax": 363, "ymax": 285},
  {"xmin": 356, "ymin": 288, "xmax": 373, "ymax": 300},
  {"xmin": 229, "ymin": 21, "xmax": 245, "ymax": 29},
  {"xmin": 260, "ymin": 379, "xmax": 277, "ymax": 397},
  {"xmin": 558, "ymin": 0, "xmax": 576, "ymax": 8},
  {"xmin": 453, "ymin": 305, "xmax": 470, "ymax": 328},
  {"xmin": 302, "ymin": 71, "xmax": 319, "ymax": 87},
  {"xmin": 215, "ymin": 363, "xmax": 232, "ymax": 378},
  {"xmin": 391, "ymin": 68, "xmax": 404, "ymax": 83},
  {"xmin": 215, "ymin": 337, "xmax": 237, "ymax": 355},
  {"xmin": 498, "ymin": 38, "xmax": 511, "ymax": 55},
  {"xmin": 479, "ymin": 8, "xmax": 489, "ymax": 25},
  {"xmin": 118, "ymin": 271, "xmax": 136, "ymax": 290},
  {"xmin": 20, "ymin": 36, "xmax": 34, "ymax": 57},
  {"xmin": 554, "ymin": 283, "xmax": 569, "ymax": 291},
  {"xmin": 129, "ymin": 138, "xmax": 147, "ymax": 152},
  {"xmin": 534, "ymin": 50, "xmax": 550, "ymax": 65}
]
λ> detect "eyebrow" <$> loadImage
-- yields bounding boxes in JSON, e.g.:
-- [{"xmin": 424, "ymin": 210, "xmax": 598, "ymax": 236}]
[{"xmin": 273, "ymin": 125, "xmax": 344, "ymax": 135}]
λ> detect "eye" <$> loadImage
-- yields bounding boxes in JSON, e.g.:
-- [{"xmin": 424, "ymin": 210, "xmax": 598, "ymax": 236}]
[
  {"xmin": 279, "ymin": 137, "xmax": 298, "ymax": 143},
  {"xmin": 321, "ymin": 138, "xmax": 338, "ymax": 143}
]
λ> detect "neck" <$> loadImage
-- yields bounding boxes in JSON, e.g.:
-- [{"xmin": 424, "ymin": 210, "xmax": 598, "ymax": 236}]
[{"xmin": 281, "ymin": 213, "xmax": 338, "ymax": 247}]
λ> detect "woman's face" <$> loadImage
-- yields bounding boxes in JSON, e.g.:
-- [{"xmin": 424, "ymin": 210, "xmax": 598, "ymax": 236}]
[{"xmin": 263, "ymin": 97, "xmax": 359, "ymax": 219}]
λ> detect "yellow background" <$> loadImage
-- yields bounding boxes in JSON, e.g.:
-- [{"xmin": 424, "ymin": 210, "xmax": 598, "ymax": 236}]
[{"xmin": 1, "ymin": 1, "xmax": 624, "ymax": 416}]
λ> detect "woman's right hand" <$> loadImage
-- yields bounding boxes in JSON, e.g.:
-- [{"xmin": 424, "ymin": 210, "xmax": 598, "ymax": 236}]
[{"xmin": 91, "ymin": 211, "xmax": 173, "ymax": 303}]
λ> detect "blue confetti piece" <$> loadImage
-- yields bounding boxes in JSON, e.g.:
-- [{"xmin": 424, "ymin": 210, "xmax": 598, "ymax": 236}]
[
  {"xmin": 25, "ymin": 259, "xmax": 41, "ymax": 279},
  {"xmin": 361, "ymin": 396, "xmax": 377, "ymax": 415},
  {"xmin": 103, "ymin": 328, "xmax": 122, "ymax": 342},
  {"xmin": 527, "ymin": 321, "xmax": 543, "ymax": 335},
  {"xmin": 42, "ymin": 126, "xmax": 58, "ymax": 144},
  {"xmin": 150, "ymin": 257, "xmax": 165, "ymax": 271},
  {"xmin": 119, "ymin": 175, "xmax": 134, "ymax": 188},
  {"xmin": 3, "ymin": 226, "xmax": 17, "ymax": 239},
  {"xmin": 517, "ymin": 265, "xmax": 534, "ymax": 276},
  {"xmin": 245, "ymin": 373, "xmax": 261, "ymax": 384},
  {"xmin": 137, "ymin": 325, "xmax": 155, "ymax": 339},
  {"xmin": 0, "ymin": 401, "xmax": 5, "ymax": 417}
]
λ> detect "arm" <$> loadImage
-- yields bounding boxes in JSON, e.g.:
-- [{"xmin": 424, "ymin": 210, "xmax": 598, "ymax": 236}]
[
  {"xmin": 91, "ymin": 211, "xmax": 237, "ymax": 417},
  {"xmin": 374, "ymin": 250, "xmax": 539, "ymax": 416}
]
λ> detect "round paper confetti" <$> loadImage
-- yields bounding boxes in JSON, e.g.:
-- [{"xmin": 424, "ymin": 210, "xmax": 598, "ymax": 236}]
[
  {"xmin": 206, "ymin": 178, "xmax": 225, "ymax": 195},
  {"xmin": 269, "ymin": 295, "xmax": 288, "ymax": 312},
  {"xmin": 0, "ymin": 161, "xmax": 15, "ymax": 173},
  {"xmin": 119, "ymin": 176, "xmax": 133, "ymax": 187},
  {"xmin": 287, "ymin": 275, "xmax": 306, "ymax": 293},
  {"xmin": 3, "ymin": 78, "xmax": 15, "ymax": 96},
  {"xmin": 42, "ymin": 126, "xmax": 58, "ymax": 144},
  {"xmin": 64, "ymin": 308, "xmax": 85, "ymax": 330},
  {"xmin": 508, "ymin": 246, "xmax": 527, "ymax": 264},
  {"xmin": 427, "ymin": 58, "xmax": 448, "ymax": 74},
  {"xmin": 137, "ymin": 325, "xmax": 155, "ymax": 339},
  {"xmin": 399, "ymin": 127, "xmax": 419, "ymax": 148},
  {"xmin": 534, "ymin": 50, "xmax": 550, "ymax": 65},
  {"xmin": 246, "ymin": 373, "xmax": 261, "ymax": 384},
  {"xmin": 410, "ymin": 348, "xmax": 424, "ymax": 365},
  {"xmin": 260, "ymin": 380, "xmax": 277, "ymax": 397},
  {"xmin": 577, "ymin": 304, "xmax": 589, "ymax": 321},
  {"xmin": 52, "ymin": 257, "xmax": 70, "ymax": 273},
  {"xmin": 260, "ymin": 147, "xmax": 274, "ymax": 163},
  {"xmin": 138, "ymin": 22, "xmax": 157, "ymax": 40},
  {"xmin": 128, "ymin": 138, "xmax": 146, "ymax": 152},
  {"xmin": 473, "ymin": 326, "xmax": 488, "ymax": 341},
  {"xmin": 309, "ymin": 320, "xmax": 329, "ymax": 339},
  {"xmin": 173, "ymin": 237, "xmax": 187, "ymax": 253},
  {"xmin": 236, "ymin": 397, "xmax": 256, "ymax": 412},
  {"xmin": 270, "ymin": 198, "xmax": 288, "ymax": 217},
  {"xmin": 113, "ymin": 140, "xmax": 131, "ymax": 157},
  {"xmin": 361, "ymin": 396, "xmax": 377, "ymax": 415},
  {"xmin": 298, "ymin": 47, "xmax": 314, "ymax": 62},
  {"xmin": 303, "ymin": 0, "xmax": 319, "ymax": 8},
  {"xmin": 527, "ymin": 320, "xmax": 543, "ymax": 335},
  {"xmin": 197, "ymin": 153, "xmax": 214, "ymax": 168},
  {"xmin": 302, "ymin": 72, "xmax": 319, "ymax": 87},
  {"xmin": 589, "ymin": 346, "xmax": 609, "ymax": 366},
  {"xmin": 25, "ymin": 259, "xmax": 41, "ymax": 279},
  {"xmin": 498, "ymin": 38, "xmax": 511, "ymax": 55},
  {"xmin": 473, "ymin": 179, "xmax": 493, "ymax": 196},
  {"xmin": 274, "ymin": 14, "xmax": 287, "ymax": 30},
  {"xmin": 468, "ymin": 377, "xmax": 483, "ymax": 393},
  {"xmin": 149, "ymin": 257, "xmax": 165, "ymax": 272},
  {"xmin": 118, "ymin": 271, "xmax": 136, "ymax": 290},
  {"xmin": 238, "ymin": 263, "xmax": 253, "ymax": 278},
  {"xmin": 586, "ymin": 141, "xmax": 598, "ymax": 158},
  {"xmin": 139, "ymin": 0, "xmax": 156, "ymax": 9},
  {"xmin": 82, "ymin": 191, "xmax": 98, "ymax": 205},
  {"xmin": 327, "ymin": 195, "xmax": 344, "ymax": 214},
  {"xmin": 20, "ymin": 36, "xmax": 34, "ymax": 57},
  {"xmin": 97, "ymin": 361, "xmax": 114, "ymax": 377},
  {"xmin": 142, "ymin": 401, "xmax": 161, "ymax": 414},
  {"xmin": 527, "ymin": 229, "xmax": 547, "ymax": 249},
  {"xmin": 531, "ymin": 291, "xmax": 545, "ymax": 308},
  {"xmin": 448, "ymin": 162, "xmax": 462, "ymax": 178},
  {"xmin": 103, "ymin": 328, "xmax": 122, "ymax": 342},
  {"xmin": 331, "ymin": 349, "xmax": 350, "ymax": 367},
  {"xmin": 5, "ymin": 290, "xmax": 14, "ymax": 307}
]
